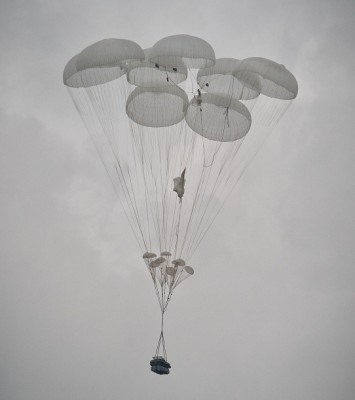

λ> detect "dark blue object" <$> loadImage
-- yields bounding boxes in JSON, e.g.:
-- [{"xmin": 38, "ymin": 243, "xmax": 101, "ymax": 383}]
[{"xmin": 150, "ymin": 357, "xmax": 171, "ymax": 375}]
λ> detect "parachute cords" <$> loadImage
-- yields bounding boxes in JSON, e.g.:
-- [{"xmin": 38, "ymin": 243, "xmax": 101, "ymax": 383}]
[{"xmin": 155, "ymin": 310, "xmax": 167, "ymax": 361}]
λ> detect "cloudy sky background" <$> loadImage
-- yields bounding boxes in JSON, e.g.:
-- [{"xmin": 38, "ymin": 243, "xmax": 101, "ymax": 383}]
[{"xmin": 1, "ymin": 0, "xmax": 355, "ymax": 399}]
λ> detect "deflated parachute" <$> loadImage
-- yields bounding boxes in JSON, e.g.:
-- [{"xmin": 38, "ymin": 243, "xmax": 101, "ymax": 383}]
[{"xmin": 64, "ymin": 34, "xmax": 298, "ymax": 374}]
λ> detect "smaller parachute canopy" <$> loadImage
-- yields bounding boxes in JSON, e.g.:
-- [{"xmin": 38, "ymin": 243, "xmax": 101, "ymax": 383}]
[
  {"xmin": 161, "ymin": 251, "xmax": 172, "ymax": 257},
  {"xmin": 149, "ymin": 260, "xmax": 160, "ymax": 268},
  {"xmin": 170, "ymin": 265, "xmax": 194, "ymax": 288},
  {"xmin": 143, "ymin": 252, "xmax": 157, "ymax": 259},
  {"xmin": 185, "ymin": 93, "xmax": 252, "ymax": 142},
  {"xmin": 184, "ymin": 266, "xmax": 194, "ymax": 275},
  {"xmin": 172, "ymin": 258, "xmax": 186, "ymax": 267},
  {"xmin": 76, "ymin": 38, "xmax": 145, "ymax": 71},
  {"xmin": 126, "ymin": 86, "xmax": 189, "ymax": 128},
  {"xmin": 63, "ymin": 54, "xmax": 126, "ymax": 88},
  {"xmin": 166, "ymin": 266, "xmax": 176, "ymax": 276},
  {"xmin": 127, "ymin": 48, "xmax": 188, "ymax": 87},
  {"xmin": 154, "ymin": 257, "xmax": 166, "ymax": 265},
  {"xmin": 149, "ymin": 34, "xmax": 216, "ymax": 69},
  {"xmin": 234, "ymin": 57, "xmax": 298, "ymax": 100}
]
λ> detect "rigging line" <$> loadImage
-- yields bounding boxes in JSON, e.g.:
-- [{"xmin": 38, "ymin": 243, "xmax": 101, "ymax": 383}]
[
  {"xmin": 157, "ymin": 128, "xmax": 168, "ymax": 251},
  {"xmin": 172, "ymin": 266, "xmax": 186, "ymax": 290},
  {"xmin": 187, "ymin": 138, "xmax": 251, "ymax": 259},
  {"xmin": 152, "ymin": 277, "xmax": 163, "ymax": 311},
  {"xmin": 155, "ymin": 332, "xmax": 163, "ymax": 357},
  {"xmin": 178, "ymin": 103, "xmax": 229, "ymax": 256},
  {"xmin": 168, "ymin": 188, "xmax": 179, "ymax": 252},
  {"xmin": 154, "ymin": 311, "xmax": 167, "ymax": 359},
  {"xmin": 132, "ymin": 123, "xmax": 161, "ymax": 249},
  {"xmin": 131, "ymin": 125, "xmax": 152, "ymax": 250},
  {"xmin": 132, "ymin": 124, "xmax": 155, "ymax": 249},
  {"xmin": 84, "ymin": 85, "xmax": 149, "ymax": 249},
  {"xmin": 162, "ymin": 258, "xmax": 170, "ymax": 306},
  {"xmin": 185, "ymin": 136, "xmax": 246, "ymax": 258},
  {"xmin": 114, "ymin": 162, "xmax": 148, "ymax": 249},
  {"xmin": 157, "ymin": 131, "xmax": 167, "ymax": 252},
  {"xmin": 166, "ymin": 121, "xmax": 186, "ymax": 249},
  {"xmin": 186, "ymin": 97, "xmax": 268, "ymax": 257},
  {"xmin": 161, "ymin": 277, "xmax": 165, "ymax": 315},
  {"xmin": 189, "ymin": 120, "xmax": 276, "ymax": 254},
  {"xmin": 188, "ymin": 68, "xmax": 196, "ymax": 94},
  {"xmin": 173, "ymin": 201, "xmax": 183, "ymax": 259},
  {"xmin": 70, "ymin": 89, "xmax": 145, "ymax": 251},
  {"xmin": 223, "ymin": 99, "xmax": 291, "ymax": 188},
  {"xmin": 186, "ymin": 111, "xmax": 234, "ymax": 239},
  {"xmin": 125, "ymin": 159, "xmax": 149, "ymax": 235},
  {"xmin": 178, "ymin": 145, "xmax": 212, "ymax": 257},
  {"xmin": 148, "ymin": 132, "xmax": 163, "ymax": 249},
  {"xmin": 189, "ymin": 101, "xmax": 294, "ymax": 259},
  {"xmin": 167, "ymin": 124, "xmax": 189, "ymax": 251},
  {"xmin": 153, "ymin": 172, "xmax": 163, "ymax": 251},
  {"xmin": 143, "ymin": 128, "xmax": 159, "ymax": 250},
  {"xmin": 185, "ymin": 173, "xmax": 220, "ymax": 258},
  {"xmin": 163, "ymin": 285, "xmax": 175, "ymax": 313},
  {"xmin": 177, "ymin": 173, "xmax": 203, "ymax": 257},
  {"xmin": 162, "ymin": 129, "xmax": 175, "ymax": 251}
]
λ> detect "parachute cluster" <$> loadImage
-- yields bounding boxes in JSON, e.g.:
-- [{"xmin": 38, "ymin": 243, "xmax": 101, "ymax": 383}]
[
  {"xmin": 143, "ymin": 251, "xmax": 194, "ymax": 311},
  {"xmin": 64, "ymin": 35, "xmax": 298, "ymax": 370}
]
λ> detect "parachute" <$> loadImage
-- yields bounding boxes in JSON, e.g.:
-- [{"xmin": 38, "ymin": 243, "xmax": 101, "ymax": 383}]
[{"xmin": 63, "ymin": 34, "xmax": 298, "ymax": 374}]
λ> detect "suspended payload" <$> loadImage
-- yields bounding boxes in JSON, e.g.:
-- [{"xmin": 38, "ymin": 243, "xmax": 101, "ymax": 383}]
[
  {"xmin": 150, "ymin": 356, "xmax": 171, "ymax": 375},
  {"xmin": 63, "ymin": 34, "xmax": 298, "ymax": 374}
]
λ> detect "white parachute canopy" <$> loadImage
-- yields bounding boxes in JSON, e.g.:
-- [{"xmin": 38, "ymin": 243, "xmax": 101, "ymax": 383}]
[
  {"xmin": 185, "ymin": 93, "xmax": 252, "ymax": 142},
  {"xmin": 63, "ymin": 53, "xmax": 126, "ymax": 88},
  {"xmin": 126, "ymin": 86, "xmax": 188, "ymax": 127},
  {"xmin": 233, "ymin": 57, "xmax": 298, "ymax": 100},
  {"xmin": 76, "ymin": 38, "xmax": 145, "ymax": 70},
  {"xmin": 127, "ymin": 48, "xmax": 188, "ymax": 87},
  {"xmin": 63, "ymin": 35, "xmax": 298, "ymax": 312},
  {"xmin": 197, "ymin": 58, "xmax": 261, "ymax": 100},
  {"xmin": 148, "ymin": 34, "xmax": 216, "ymax": 69}
]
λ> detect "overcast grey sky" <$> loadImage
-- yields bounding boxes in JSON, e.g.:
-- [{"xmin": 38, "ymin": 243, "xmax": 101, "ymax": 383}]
[{"xmin": 1, "ymin": 0, "xmax": 355, "ymax": 399}]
